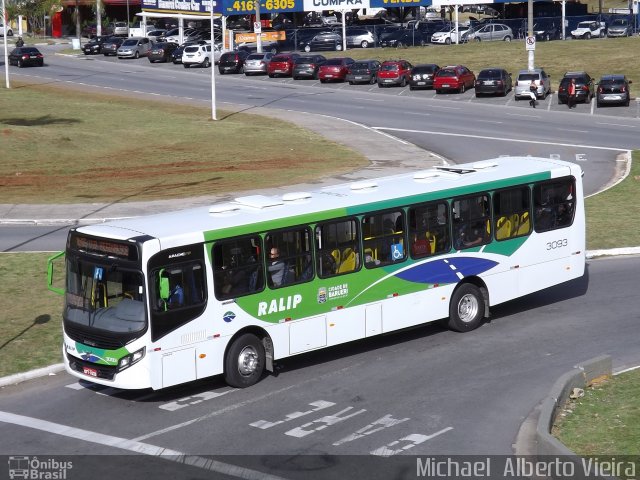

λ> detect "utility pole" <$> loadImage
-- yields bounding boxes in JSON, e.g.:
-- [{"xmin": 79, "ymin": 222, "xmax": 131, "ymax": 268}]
[
  {"xmin": 527, "ymin": 0, "xmax": 534, "ymax": 70},
  {"xmin": 254, "ymin": 0, "xmax": 262, "ymax": 53}
]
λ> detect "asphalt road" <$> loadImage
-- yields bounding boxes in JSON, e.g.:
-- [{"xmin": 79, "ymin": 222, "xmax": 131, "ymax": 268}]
[{"xmin": 1, "ymin": 256, "xmax": 639, "ymax": 479}]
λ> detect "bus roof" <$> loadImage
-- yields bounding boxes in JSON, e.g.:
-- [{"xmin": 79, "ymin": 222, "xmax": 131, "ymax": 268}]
[{"xmin": 76, "ymin": 157, "xmax": 580, "ymax": 246}]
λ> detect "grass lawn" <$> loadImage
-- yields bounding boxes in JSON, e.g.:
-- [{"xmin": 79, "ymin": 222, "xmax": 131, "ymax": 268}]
[
  {"xmin": 0, "ymin": 82, "xmax": 367, "ymax": 204},
  {"xmin": 553, "ymin": 368, "xmax": 640, "ymax": 458}
]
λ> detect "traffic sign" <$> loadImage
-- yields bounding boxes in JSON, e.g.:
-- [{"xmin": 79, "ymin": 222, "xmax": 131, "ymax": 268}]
[
  {"xmin": 254, "ymin": 21, "xmax": 262, "ymax": 33},
  {"xmin": 526, "ymin": 36, "xmax": 536, "ymax": 51}
]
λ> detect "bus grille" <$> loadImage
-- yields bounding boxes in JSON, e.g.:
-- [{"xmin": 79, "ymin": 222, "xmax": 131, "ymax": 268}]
[
  {"xmin": 67, "ymin": 353, "xmax": 116, "ymax": 381},
  {"xmin": 64, "ymin": 322, "xmax": 131, "ymax": 350}
]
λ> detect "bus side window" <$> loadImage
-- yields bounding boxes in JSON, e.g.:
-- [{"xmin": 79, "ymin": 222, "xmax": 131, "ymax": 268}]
[
  {"xmin": 265, "ymin": 227, "xmax": 314, "ymax": 288},
  {"xmin": 408, "ymin": 201, "xmax": 449, "ymax": 259},
  {"xmin": 533, "ymin": 178, "xmax": 575, "ymax": 233},
  {"xmin": 362, "ymin": 210, "xmax": 405, "ymax": 267},
  {"xmin": 315, "ymin": 218, "xmax": 360, "ymax": 278},
  {"xmin": 212, "ymin": 236, "xmax": 264, "ymax": 300}
]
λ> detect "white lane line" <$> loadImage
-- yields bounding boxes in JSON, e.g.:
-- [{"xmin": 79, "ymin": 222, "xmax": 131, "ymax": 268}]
[
  {"xmin": 0, "ymin": 410, "xmax": 287, "ymax": 480},
  {"xmin": 65, "ymin": 382, "xmax": 85, "ymax": 390},
  {"xmin": 596, "ymin": 121, "xmax": 638, "ymax": 128},
  {"xmin": 405, "ymin": 112, "xmax": 431, "ymax": 116},
  {"xmin": 477, "ymin": 120, "xmax": 503, "ymax": 124},
  {"xmin": 354, "ymin": 97, "xmax": 384, "ymax": 102},
  {"xmin": 564, "ymin": 129, "xmax": 589, "ymax": 133},
  {"xmin": 428, "ymin": 105, "xmax": 461, "ymax": 110},
  {"xmin": 373, "ymin": 126, "xmax": 630, "ymax": 151},
  {"xmin": 505, "ymin": 112, "xmax": 540, "ymax": 118}
]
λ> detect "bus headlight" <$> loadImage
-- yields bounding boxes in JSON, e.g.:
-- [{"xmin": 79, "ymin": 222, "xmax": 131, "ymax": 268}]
[{"xmin": 117, "ymin": 347, "xmax": 146, "ymax": 372}]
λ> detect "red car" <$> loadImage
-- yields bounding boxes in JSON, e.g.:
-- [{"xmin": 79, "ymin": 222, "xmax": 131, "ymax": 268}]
[
  {"xmin": 267, "ymin": 53, "xmax": 300, "ymax": 78},
  {"xmin": 433, "ymin": 65, "xmax": 476, "ymax": 94},
  {"xmin": 377, "ymin": 60, "xmax": 413, "ymax": 88},
  {"xmin": 318, "ymin": 57, "xmax": 355, "ymax": 83}
]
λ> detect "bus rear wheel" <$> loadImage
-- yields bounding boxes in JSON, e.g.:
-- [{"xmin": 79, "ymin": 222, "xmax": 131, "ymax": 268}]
[
  {"xmin": 224, "ymin": 333, "xmax": 265, "ymax": 388},
  {"xmin": 447, "ymin": 283, "xmax": 485, "ymax": 332}
]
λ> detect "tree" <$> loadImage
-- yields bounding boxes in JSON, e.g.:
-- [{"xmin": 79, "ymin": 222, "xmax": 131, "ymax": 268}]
[{"xmin": 8, "ymin": 0, "xmax": 60, "ymax": 35}]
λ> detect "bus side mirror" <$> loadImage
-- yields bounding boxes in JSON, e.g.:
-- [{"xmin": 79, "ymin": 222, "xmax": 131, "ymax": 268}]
[{"xmin": 159, "ymin": 273, "xmax": 170, "ymax": 301}]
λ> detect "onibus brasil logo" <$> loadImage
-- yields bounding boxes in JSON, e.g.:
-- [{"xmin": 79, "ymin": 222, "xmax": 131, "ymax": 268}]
[{"xmin": 8, "ymin": 456, "xmax": 73, "ymax": 479}]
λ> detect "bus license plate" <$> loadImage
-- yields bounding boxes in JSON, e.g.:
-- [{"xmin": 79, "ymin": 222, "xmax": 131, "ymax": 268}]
[{"xmin": 83, "ymin": 366, "xmax": 98, "ymax": 377}]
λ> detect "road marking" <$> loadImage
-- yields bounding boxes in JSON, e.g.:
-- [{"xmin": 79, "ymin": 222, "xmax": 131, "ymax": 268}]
[
  {"xmin": 373, "ymin": 127, "xmax": 630, "ymax": 151},
  {"xmin": 354, "ymin": 97, "xmax": 384, "ymax": 102},
  {"xmin": 0, "ymin": 410, "xmax": 288, "ymax": 480},
  {"xmin": 564, "ymin": 129, "xmax": 589, "ymax": 133},
  {"xmin": 285, "ymin": 406, "xmax": 367, "ymax": 438},
  {"xmin": 477, "ymin": 120, "xmax": 503, "ymax": 124},
  {"xmin": 333, "ymin": 414, "xmax": 409, "ymax": 446},
  {"xmin": 405, "ymin": 112, "xmax": 431, "ymax": 117},
  {"xmin": 250, "ymin": 400, "xmax": 336, "ymax": 430},
  {"xmin": 505, "ymin": 112, "xmax": 540, "ymax": 118},
  {"xmin": 596, "ymin": 121, "xmax": 638, "ymax": 128},
  {"xmin": 370, "ymin": 428, "xmax": 453, "ymax": 457},
  {"xmin": 428, "ymin": 105, "xmax": 461, "ymax": 110},
  {"xmin": 158, "ymin": 389, "xmax": 236, "ymax": 412}
]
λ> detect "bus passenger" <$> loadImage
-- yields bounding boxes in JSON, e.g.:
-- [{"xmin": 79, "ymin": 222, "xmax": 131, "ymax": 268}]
[{"xmin": 268, "ymin": 247, "xmax": 286, "ymax": 287}]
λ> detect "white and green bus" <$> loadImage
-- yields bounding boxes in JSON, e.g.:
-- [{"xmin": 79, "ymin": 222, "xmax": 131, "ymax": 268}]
[{"xmin": 48, "ymin": 156, "xmax": 585, "ymax": 390}]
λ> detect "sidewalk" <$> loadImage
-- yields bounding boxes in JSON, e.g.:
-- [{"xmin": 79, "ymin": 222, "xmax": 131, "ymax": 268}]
[{"xmin": 0, "ymin": 108, "xmax": 446, "ymax": 225}]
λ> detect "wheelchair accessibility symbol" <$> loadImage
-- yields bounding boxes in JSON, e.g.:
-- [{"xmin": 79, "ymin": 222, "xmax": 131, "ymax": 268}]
[{"xmin": 391, "ymin": 243, "xmax": 404, "ymax": 260}]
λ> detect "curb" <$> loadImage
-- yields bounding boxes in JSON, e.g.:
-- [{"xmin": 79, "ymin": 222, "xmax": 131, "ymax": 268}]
[
  {"xmin": 0, "ymin": 363, "xmax": 65, "ymax": 388},
  {"xmin": 535, "ymin": 355, "xmax": 612, "ymax": 456}
]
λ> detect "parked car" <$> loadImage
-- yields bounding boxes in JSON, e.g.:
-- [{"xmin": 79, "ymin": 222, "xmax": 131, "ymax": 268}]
[
  {"xmin": 380, "ymin": 29, "xmax": 430, "ymax": 47},
  {"xmin": 465, "ymin": 23, "xmax": 513, "ymax": 42},
  {"xmin": 431, "ymin": 26, "xmax": 469, "ymax": 44},
  {"xmin": 111, "ymin": 21, "xmax": 129, "ymax": 36},
  {"xmin": 377, "ymin": 60, "xmax": 413, "ymax": 88},
  {"xmin": 8, "ymin": 47, "xmax": 44, "ymax": 67},
  {"xmin": 244, "ymin": 52, "xmax": 275, "ymax": 75},
  {"xmin": 408, "ymin": 64, "xmax": 440, "ymax": 90},
  {"xmin": 146, "ymin": 29, "xmax": 167, "ymax": 42},
  {"xmin": 147, "ymin": 42, "xmax": 178, "ymax": 63},
  {"xmin": 475, "ymin": 68, "xmax": 512, "ymax": 96},
  {"xmin": 101, "ymin": 36, "xmax": 125, "ymax": 56},
  {"xmin": 596, "ymin": 74, "xmax": 631, "ymax": 107},
  {"xmin": 345, "ymin": 28, "xmax": 376, "ymax": 48},
  {"xmin": 533, "ymin": 22, "xmax": 562, "ymax": 41},
  {"xmin": 171, "ymin": 40, "xmax": 207, "ymax": 64},
  {"xmin": 292, "ymin": 54, "xmax": 327, "ymax": 80},
  {"xmin": 433, "ymin": 65, "xmax": 476, "ymax": 93},
  {"xmin": 514, "ymin": 68, "xmax": 551, "ymax": 100},
  {"xmin": 0, "ymin": 23, "xmax": 14, "ymax": 36},
  {"xmin": 318, "ymin": 57, "xmax": 355, "ymax": 83},
  {"xmin": 607, "ymin": 18, "xmax": 631, "ymax": 37},
  {"xmin": 182, "ymin": 44, "xmax": 213, "ymax": 68},
  {"xmin": 267, "ymin": 53, "xmax": 300, "ymax": 77},
  {"xmin": 218, "ymin": 50, "xmax": 250, "ymax": 74},
  {"xmin": 299, "ymin": 31, "xmax": 343, "ymax": 52},
  {"xmin": 346, "ymin": 59, "xmax": 381, "ymax": 85},
  {"xmin": 558, "ymin": 71, "xmax": 595, "ymax": 104},
  {"xmin": 82, "ymin": 36, "xmax": 111, "ymax": 55},
  {"xmin": 571, "ymin": 21, "xmax": 605, "ymax": 39},
  {"xmin": 117, "ymin": 37, "xmax": 152, "ymax": 59}
]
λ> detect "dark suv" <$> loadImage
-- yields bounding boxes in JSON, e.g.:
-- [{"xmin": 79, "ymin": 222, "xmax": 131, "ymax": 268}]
[
  {"xmin": 475, "ymin": 68, "xmax": 512, "ymax": 96},
  {"xmin": 217, "ymin": 50, "xmax": 250, "ymax": 74},
  {"xmin": 558, "ymin": 71, "xmax": 595, "ymax": 104},
  {"xmin": 596, "ymin": 74, "xmax": 632, "ymax": 107}
]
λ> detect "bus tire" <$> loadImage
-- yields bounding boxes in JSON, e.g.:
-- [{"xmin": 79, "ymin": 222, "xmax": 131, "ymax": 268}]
[
  {"xmin": 224, "ymin": 333, "xmax": 265, "ymax": 388},
  {"xmin": 447, "ymin": 283, "xmax": 485, "ymax": 332}
]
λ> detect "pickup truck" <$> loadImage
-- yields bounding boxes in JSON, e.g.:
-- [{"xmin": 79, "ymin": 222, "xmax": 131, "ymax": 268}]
[{"xmin": 571, "ymin": 20, "xmax": 606, "ymax": 39}]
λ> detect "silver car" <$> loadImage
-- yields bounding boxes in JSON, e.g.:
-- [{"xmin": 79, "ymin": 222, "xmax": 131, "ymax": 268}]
[
  {"xmin": 466, "ymin": 23, "xmax": 513, "ymax": 42},
  {"xmin": 244, "ymin": 52, "xmax": 274, "ymax": 76},
  {"xmin": 514, "ymin": 69, "xmax": 551, "ymax": 100},
  {"xmin": 117, "ymin": 37, "xmax": 152, "ymax": 59}
]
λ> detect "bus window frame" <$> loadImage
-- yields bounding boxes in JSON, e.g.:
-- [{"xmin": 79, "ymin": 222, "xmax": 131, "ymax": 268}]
[{"xmin": 314, "ymin": 216, "xmax": 361, "ymax": 279}]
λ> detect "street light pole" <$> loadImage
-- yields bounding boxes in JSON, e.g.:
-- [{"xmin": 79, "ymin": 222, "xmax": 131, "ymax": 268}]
[
  {"xmin": 527, "ymin": 0, "xmax": 534, "ymax": 70},
  {"xmin": 210, "ymin": 1, "xmax": 217, "ymax": 120},
  {"xmin": 2, "ymin": 0, "xmax": 10, "ymax": 88},
  {"xmin": 254, "ymin": 0, "xmax": 262, "ymax": 53}
]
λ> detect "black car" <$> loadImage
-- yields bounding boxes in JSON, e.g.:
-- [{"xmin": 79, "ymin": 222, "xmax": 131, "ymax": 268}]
[
  {"xmin": 558, "ymin": 71, "xmax": 595, "ymax": 104},
  {"xmin": 345, "ymin": 59, "xmax": 381, "ymax": 85},
  {"xmin": 218, "ymin": 50, "xmax": 250, "ymax": 74},
  {"xmin": 475, "ymin": 67, "xmax": 512, "ymax": 96},
  {"xmin": 9, "ymin": 47, "xmax": 44, "ymax": 67},
  {"xmin": 299, "ymin": 31, "xmax": 342, "ymax": 52},
  {"xmin": 380, "ymin": 29, "xmax": 430, "ymax": 48},
  {"xmin": 82, "ymin": 36, "xmax": 111, "ymax": 55},
  {"xmin": 292, "ymin": 55, "xmax": 327, "ymax": 80},
  {"xmin": 533, "ymin": 23, "xmax": 562, "ymax": 41},
  {"xmin": 148, "ymin": 42, "xmax": 179, "ymax": 63},
  {"xmin": 171, "ymin": 41, "xmax": 207, "ymax": 64},
  {"xmin": 101, "ymin": 36, "xmax": 125, "ymax": 56},
  {"xmin": 408, "ymin": 64, "xmax": 440, "ymax": 90},
  {"xmin": 597, "ymin": 74, "xmax": 632, "ymax": 107}
]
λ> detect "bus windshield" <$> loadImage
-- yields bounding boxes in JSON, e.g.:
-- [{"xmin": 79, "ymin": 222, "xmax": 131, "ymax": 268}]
[{"xmin": 65, "ymin": 257, "xmax": 146, "ymax": 334}]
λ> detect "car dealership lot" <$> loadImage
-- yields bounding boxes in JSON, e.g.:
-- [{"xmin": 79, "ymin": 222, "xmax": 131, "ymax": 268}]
[{"xmin": 74, "ymin": 51, "xmax": 640, "ymax": 119}]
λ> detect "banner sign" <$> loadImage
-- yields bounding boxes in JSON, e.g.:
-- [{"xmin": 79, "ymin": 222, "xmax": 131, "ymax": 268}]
[
  {"xmin": 141, "ymin": 0, "xmax": 432, "ymax": 16},
  {"xmin": 142, "ymin": 0, "xmax": 222, "ymax": 14}
]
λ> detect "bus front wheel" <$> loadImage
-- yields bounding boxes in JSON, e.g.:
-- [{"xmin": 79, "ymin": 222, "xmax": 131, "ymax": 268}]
[
  {"xmin": 447, "ymin": 283, "xmax": 485, "ymax": 332},
  {"xmin": 224, "ymin": 333, "xmax": 265, "ymax": 388}
]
